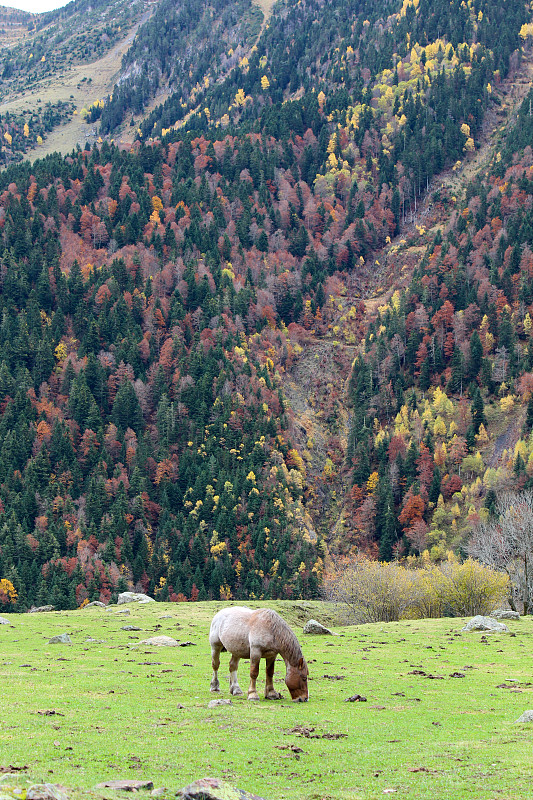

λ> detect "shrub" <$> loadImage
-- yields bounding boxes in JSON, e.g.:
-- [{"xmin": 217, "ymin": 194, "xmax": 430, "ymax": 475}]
[{"xmin": 324, "ymin": 556, "xmax": 509, "ymax": 623}]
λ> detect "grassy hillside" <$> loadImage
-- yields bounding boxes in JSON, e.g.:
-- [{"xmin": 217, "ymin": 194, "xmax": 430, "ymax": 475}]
[{"xmin": 0, "ymin": 602, "xmax": 531, "ymax": 800}]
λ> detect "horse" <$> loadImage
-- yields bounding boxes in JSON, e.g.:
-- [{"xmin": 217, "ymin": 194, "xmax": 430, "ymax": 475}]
[{"xmin": 209, "ymin": 606, "xmax": 309, "ymax": 702}]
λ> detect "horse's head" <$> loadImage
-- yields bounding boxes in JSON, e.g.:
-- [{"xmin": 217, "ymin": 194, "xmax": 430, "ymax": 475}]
[{"xmin": 285, "ymin": 657, "xmax": 309, "ymax": 702}]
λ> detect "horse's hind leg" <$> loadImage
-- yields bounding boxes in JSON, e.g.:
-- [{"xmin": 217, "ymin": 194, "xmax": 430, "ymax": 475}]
[
  {"xmin": 247, "ymin": 647, "xmax": 261, "ymax": 701},
  {"xmin": 210, "ymin": 643, "xmax": 222, "ymax": 692},
  {"xmin": 229, "ymin": 654, "xmax": 243, "ymax": 696},
  {"xmin": 265, "ymin": 654, "xmax": 282, "ymax": 700}
]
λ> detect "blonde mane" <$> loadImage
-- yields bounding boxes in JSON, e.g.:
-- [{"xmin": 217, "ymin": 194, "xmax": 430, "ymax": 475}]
[{"xmin": 261, "ymin": 608, "xmax": 303, "ymax": 666}]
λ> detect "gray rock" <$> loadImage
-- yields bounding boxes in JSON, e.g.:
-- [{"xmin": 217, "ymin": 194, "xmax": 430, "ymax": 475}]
[
  {"xmin": 207, "ymin": 699, "xmax": 233, "ymax": 708},
  {"xmin": 121, "ymin": 625, "xmax": 142, "ymax": 631},
  {"xmin": 138, "ymin": 635, "xmax": 179, "ymax": 646},
  {"xmin": 29, "ymin": 605, "xmax": 55, "ymax": 613},
  {"xmin": 95, "ymin": 781, "xmax": 154, "ymax": 792},
  {"xmin": 117, "ymin": 592, "xmax": 155, "ymax": 605},
  {"xmin": 491, "ymin": 609, "xmax": 520, "ymax": 620},
  {"xmin": 27, "ymin": 785, "xmax": 68, "ymax": 800},
  {"xmin": 461, "ymin": 615, "xmax": 509, "ymax": 633},
  {"xmin": 0, "ymin": 616, "xmax": 12, "ymax": 625},
  {"xmin": 177, "ymin": 778, "xmax": 266, "ymax": 800},
  {"xmin": 515, "ymin": 709, "xmax": 533, "ymax": 723},
  {"xmin": 47, "ymin": 633, "xmax": 72, "ymax": 645},
  {"xmin": 115, "ymin": 609, "xmax": 130, "ymax": 616},
  {"xmin": 84, "ymin": 601, "xmax": 106, "ymax": 609},
  {"xmin": 303, "ymin": 619, "xmax": 334, "ymax": 635}
]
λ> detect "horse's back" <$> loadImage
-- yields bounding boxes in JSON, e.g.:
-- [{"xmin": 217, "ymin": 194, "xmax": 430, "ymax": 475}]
[
  {"xmin": 210, "ymin": 606, "xmax": 255, "ymax": 655},
  {"xmin": 210, "ymin": 606, "xmax": 290, "ymax": 656}
]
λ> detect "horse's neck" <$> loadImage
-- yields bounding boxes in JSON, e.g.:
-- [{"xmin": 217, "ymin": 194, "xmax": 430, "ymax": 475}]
[{"xmin": 277, "ymin": 626, "xmax": 302, "ymax": 667}]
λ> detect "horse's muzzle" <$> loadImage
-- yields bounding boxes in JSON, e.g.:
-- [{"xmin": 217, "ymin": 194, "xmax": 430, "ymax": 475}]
[{"xmin": 293, "ymin": 696, "xmax": 308, "ymax": 702}]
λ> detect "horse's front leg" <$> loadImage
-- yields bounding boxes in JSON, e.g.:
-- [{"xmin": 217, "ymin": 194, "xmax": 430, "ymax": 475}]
[
  {"xmin": 210, "ymin": 643, "xmax": 222, "ymax": 692},
  {"xmin": 265, "ymin": 654, "xmax": 282, "ymax": 700},
  {"xmin": 229, "ymin": 654, "xmax": 243, "ymax": 696},
  {"xmin": 247, "ymin": 647, "xmax": 261, "ymax": 701}
]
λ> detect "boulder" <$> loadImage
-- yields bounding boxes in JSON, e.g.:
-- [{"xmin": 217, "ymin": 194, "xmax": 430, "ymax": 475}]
[
  {"xmin": 47, "ymin": 634, "xmax": 72, "ymax": 645},
  {"xmin": 461, "ymin": 616, "xmax": 509, "ymax": 633},
  {"xmin": 491, "ymin": 609, "xmax": 520, "ymax": 620},
  {"xmin": 121, "ymin": 625, "xmax": 142, "ymax": 631},
  {"xmin": 27, "ymin": 785, "xmax": 68, "ymax": 800},
  {"xmin": 84, "ymin": 601, "xmax": 106, "ymax": 609},
  {"xmin": 177, "ymin": 779, "xmax": 267, "ymax": 800},
  {"xmin": 515, "ymin": 710, "xmax": 533, "ymax": 723},
  {"xmin": 117, "ymin": 592, "xmax": 154, "ymax": 605},
  {"xmin": 0, "ymin": 616, "xmax": 12, "ymax": 625},
  {"xmin": 139, "ymin": 635, "xmax": 179, "ymax": 646},
  {"xmin": 303, "ymin": 619, "xmax": 334, "ymax": 635},
  {"xmin": 28, "ymin": 606, "xmax": 55, "ymax": 613},
  {"xmin": 114, "ymin": 609, "xmax": 130, "ymax": 616}
]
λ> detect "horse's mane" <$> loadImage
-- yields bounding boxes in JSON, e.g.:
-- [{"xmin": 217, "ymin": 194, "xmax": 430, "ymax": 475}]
[{"xmin": 262, "ymin": 609, "xmax": 303, "ymax": 666}]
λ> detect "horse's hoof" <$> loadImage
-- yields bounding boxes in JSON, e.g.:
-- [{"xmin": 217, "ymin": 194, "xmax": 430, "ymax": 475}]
[
  {"xmin": 266, "ymin": 691, "xmax": 282, "ymax": 700},
  {"xmin": 230, "ymin": 686, "xmax": 243, "ymax": 696},
  {"xmin": 248, "ymin": 694, "xmax": 260, "ymax": 702},
  {"xmin": 210, "ymin": 684, "xmax": 220, "ymax": 692}
]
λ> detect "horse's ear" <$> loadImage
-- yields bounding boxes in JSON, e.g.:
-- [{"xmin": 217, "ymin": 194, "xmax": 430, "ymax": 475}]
[{"xmin": 298, "ymin": 657, "xmax": 304, "ymax": 670}]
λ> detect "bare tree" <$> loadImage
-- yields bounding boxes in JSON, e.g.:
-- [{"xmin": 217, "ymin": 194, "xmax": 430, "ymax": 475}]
[{"xmin": 469, "ymin": 491, "xmax": 533, "ymax": 614}]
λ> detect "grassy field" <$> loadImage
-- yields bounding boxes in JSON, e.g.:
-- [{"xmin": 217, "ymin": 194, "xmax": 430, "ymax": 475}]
[{"xmin": 0, "ymin": 601, "xmax": 531, "ymax": 800}]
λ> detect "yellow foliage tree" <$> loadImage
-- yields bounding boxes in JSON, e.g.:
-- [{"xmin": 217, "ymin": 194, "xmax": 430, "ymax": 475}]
[
  {"xmin": 0, "ymin": 578, "xmax": 17, "ymax": 605},
  {"xmin": 261, "ymin": 75, "xmax": 270, "ymax": 90}
]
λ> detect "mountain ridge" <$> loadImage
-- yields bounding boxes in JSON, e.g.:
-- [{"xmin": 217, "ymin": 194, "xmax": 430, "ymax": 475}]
[{"xmin": 0, "ymin": 0, "xmax": 532, "ymax": 609}]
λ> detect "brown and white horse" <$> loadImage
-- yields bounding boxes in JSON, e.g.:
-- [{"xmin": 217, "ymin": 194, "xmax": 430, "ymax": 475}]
[{"xmin": 209, "ymin": 606, "xmax": 309, "ymax": 701}]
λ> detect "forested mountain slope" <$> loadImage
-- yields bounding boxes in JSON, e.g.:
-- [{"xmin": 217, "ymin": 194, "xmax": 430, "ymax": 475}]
[{"xmin": 0, "ymin": 0, "xmax": 532, "ymax": 610}]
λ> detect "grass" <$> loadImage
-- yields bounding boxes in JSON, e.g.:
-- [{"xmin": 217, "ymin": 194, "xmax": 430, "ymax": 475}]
[{"xmin": 0, "ymin": 601, "xmax": 532, "ymax": 800}]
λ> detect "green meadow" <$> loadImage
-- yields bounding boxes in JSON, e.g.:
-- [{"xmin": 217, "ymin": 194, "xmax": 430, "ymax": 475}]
[{"xmin": 0, "ymin": 601, "xmax": 531, "ymax": 800}]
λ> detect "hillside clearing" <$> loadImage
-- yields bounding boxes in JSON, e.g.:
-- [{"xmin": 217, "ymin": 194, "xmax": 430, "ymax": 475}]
[{"xmin": 1, "ymin": 602, "xmax": 531, "ymax": 800}]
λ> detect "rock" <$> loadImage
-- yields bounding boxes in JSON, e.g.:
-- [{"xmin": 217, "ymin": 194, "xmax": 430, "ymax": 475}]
[
  {"xmin": 115, "ymin": 609, "xmax": 130, "ymax": 616},
  {"xmin": 177, "ymin": 778, "xmax": 267, "ymax": 800},
  {"xmin": 47, "ymin": 634, "xmax": 72, "ymax": 645},
  {"xmin": 84, "ymin": 601, "xmax": 106, "ymax": 609},
  {"xmin": 117, "ymin": 592, "xmax": 155, "ymax": 605},
  {"xmin": 121, "ymin": 625, "xmax": 142, "ymax": 631},
  {"xmin": 95, "ymin": 781, "xmax": 154, "ymax": 792},
  {"xmin": 461, "ymin": 616, "xmax": 509, "ymax": 633},
  {"xmin": 515, "ymin": 710, "xmax": 533, "ymax": 723},
  {"xmin": 303, "ymin": 619, "xmax": 334, "ymax": 635},
  {"xmin": 159, "ymin": 615, "xmax": 174, "ymax": 619},
  {"xmin": 0, "ymin": 616, "xmax": 12, "ymax": 626},
  {"xmin": 28, "ymin": 606, "xmax": 55, "ymax": 613},
  {"xmin": 138, "ymin": 635, "xmax": 179, "ymax": 646},
  {"xmin": 207, "ymin": 699, "xmax": 233, "ymax": 708},
  {"xmin": 491, "ymin": 609, "xmax": 520, "ymax": 620},
  {"xmin": 27, "ymin": 784, "xmax": 68, "ymax": 800}
]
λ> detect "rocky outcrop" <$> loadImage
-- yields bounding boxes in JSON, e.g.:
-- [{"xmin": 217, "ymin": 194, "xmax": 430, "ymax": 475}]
[
  {"xmin": 461, "ymin": 616, "xmax": 509, "ymax": 633},
  {"xmin": 138, "ymin": 635, "xmax": 179, "ymax": 646},
  {"xmin": 117, "ymin": 592, "xmax": 154, "ymax": 604},
  {"xmin": 177, "ymin": 778, "xmax": 267, "ymax": 800},
  {"xmin": 303, "ymin": 619, "xmax": 334, "ymax": 635},
  {"xmin": 491, "ymin": 609, "xmax": 520, "ymax": 620},
  {"xmin": 47, "ymin": 633, "xmax": 72, "ymax": 644}
]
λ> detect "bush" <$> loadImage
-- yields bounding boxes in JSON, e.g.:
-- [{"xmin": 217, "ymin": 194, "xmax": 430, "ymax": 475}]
[{"xmin": 323, "ymin": 556, "xmax": 509, "ymax": 623}]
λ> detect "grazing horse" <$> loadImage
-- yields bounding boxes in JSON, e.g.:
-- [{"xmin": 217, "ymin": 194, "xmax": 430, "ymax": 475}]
[{"xmin": 209, "ymin": 606, "xmax": 309, "ymax": 702}]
